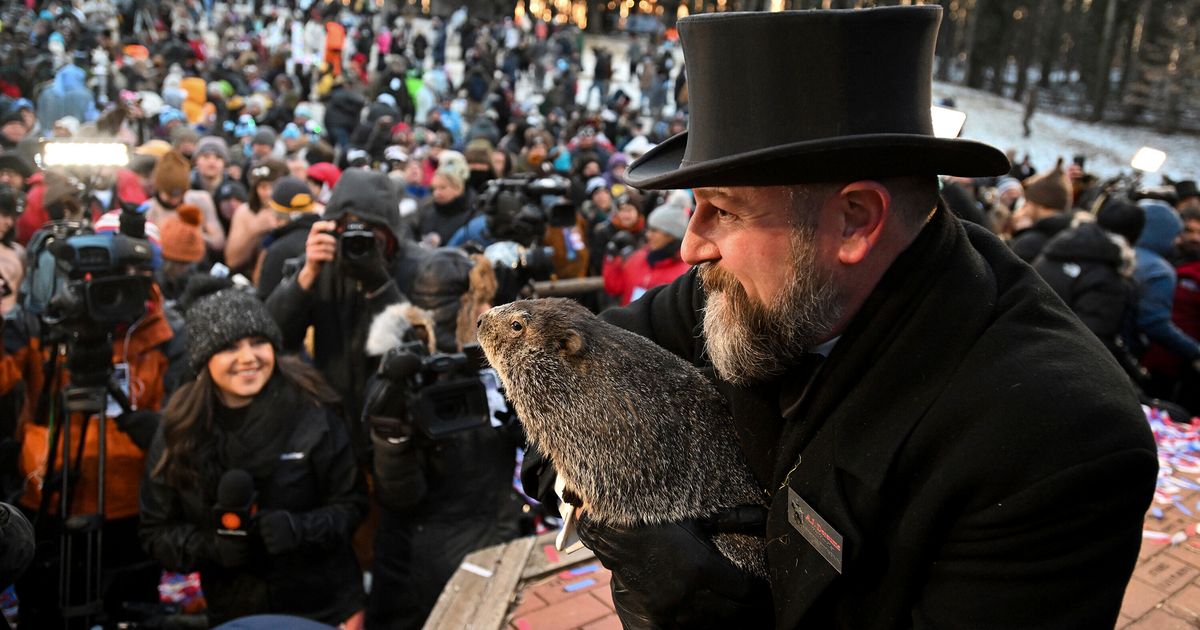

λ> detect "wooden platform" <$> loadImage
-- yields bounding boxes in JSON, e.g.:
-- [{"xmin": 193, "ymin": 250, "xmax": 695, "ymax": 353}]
[{"xmin": 424, "ymin": 531, "xmax": 620, "ymax": 630}]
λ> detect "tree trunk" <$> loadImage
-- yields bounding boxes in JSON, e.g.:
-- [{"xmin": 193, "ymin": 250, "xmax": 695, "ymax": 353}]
[
  {"xmin": 1036, "ymin": 0, "xmax": 1064, "ymax": 89},
  {"xmin": 1088, "ymin": 0, "xmax": 1121, "ymax": 122}
]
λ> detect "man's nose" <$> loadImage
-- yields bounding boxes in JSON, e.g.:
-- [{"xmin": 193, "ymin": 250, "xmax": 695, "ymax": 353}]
[{"xmin": 680, "ymin": 221, "xmax": 719, "ymax": 266}]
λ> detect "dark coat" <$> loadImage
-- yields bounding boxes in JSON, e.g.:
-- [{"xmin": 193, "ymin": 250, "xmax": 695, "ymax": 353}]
[
  {"xmin": 257, "ymin": 215, "xmax": 320, "ymax": 301},
  {"xmin": 604, "ymin": 207, "xmax": 1157, "ymax": 628},
  {"xmin": 138, "ymin": 379, "xmax": 368, "ymax": 626},
  {"xmin": 1010, "ymin": 212, "xmax": 1074, "ymax": 263},
  {"xmin": 1034, "ymin": 221, "xmax": 1136, "ymax": 342},
  {"xmin": 265, "ymin": 243, "xmax": 428, "ymax": 454}
]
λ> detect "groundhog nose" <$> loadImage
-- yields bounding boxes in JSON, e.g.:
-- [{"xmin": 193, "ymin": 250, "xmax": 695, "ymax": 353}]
[{"xmin": 476, "ymin": 314, "xmax": 484, "ymax": 329}]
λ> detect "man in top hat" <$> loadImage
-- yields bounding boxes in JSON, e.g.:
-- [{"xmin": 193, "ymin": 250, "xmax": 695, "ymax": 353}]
[{"xmin": 540, "ymin": 6, "xmax": 1157, "ymax": 628}]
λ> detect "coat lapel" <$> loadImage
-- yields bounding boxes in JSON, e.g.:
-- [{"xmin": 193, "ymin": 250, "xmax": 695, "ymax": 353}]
[{"xmin": 765, "ymin": 209, "xmax": 1002, "ymax": 625}]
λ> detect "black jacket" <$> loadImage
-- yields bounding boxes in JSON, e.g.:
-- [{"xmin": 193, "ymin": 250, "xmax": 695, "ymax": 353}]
[
  {"xmin": 1033, "ymin": 221, "xmax": 1136, "ymax": 344},
  {"xmin": 604, "ymin": 207, "xmax": 1157, "ymax": 628},
  {"xmin": 264, "ymin": 243, "xmax": 427, "ymax": 452},
  {"xmin": 257, "ymin": 215, "xmax": 320, "ymax": 301},
  {"xmin": 1010, "ymin": 211, "xmax": 1075, "ymax": 263},
  {"xmin": 417, "ymin": 193, "xmax": 475, "ymax": 246},
  {"xmin": 138, "ymin": 378, "xmax": 368, "ymax": 626}
]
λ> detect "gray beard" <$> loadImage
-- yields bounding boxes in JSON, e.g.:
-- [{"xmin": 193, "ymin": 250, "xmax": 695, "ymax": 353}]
[{"xmin": 699, "ymin": 230, "xmax": 842, "ymax": 386}]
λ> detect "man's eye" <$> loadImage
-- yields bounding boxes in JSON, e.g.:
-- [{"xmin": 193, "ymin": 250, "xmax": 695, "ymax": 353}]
[{"xmin": 715, "ymin": 208, "xmax": 733, "ymax": 220}]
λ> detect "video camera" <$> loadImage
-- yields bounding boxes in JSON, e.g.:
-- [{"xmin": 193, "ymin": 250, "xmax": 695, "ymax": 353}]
[
  {"xmin": 478, "ymin": 174, "xmax": 576, "ymax": 288},
  {"xmin": 367, "ymin": 341, "xmax": 492, "ymax": 441}
]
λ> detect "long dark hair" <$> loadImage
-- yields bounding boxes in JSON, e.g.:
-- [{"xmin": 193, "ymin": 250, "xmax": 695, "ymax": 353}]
[{"xmin": 153, "ymin": 354, "xmax": 340, "ymax": 493}]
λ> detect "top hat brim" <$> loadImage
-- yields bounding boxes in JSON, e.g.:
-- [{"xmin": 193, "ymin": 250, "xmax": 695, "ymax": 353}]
[{"xmin": 624, "ymin": 131, "xmax": 1011, "ymax": 190}]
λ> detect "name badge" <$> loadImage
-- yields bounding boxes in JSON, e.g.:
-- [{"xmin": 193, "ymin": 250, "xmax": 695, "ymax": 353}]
[{"xmin": 788, "ymin": 487, "xmax": 844, "ymax": 574}]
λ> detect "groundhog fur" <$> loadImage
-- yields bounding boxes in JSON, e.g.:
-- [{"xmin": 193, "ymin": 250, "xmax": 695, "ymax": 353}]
[{"xmin": 477, "ymin": 297, "xmax": 766, "ymax": 578}]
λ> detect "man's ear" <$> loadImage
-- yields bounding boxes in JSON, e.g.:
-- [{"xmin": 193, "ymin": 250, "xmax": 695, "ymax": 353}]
[
  {"xmin": 835, "ymin": 180, "xmax": 891, "ymax": 265},
  {"xmin": 561, "ymin": 329, "xmax": 584, "ymax": 356}
]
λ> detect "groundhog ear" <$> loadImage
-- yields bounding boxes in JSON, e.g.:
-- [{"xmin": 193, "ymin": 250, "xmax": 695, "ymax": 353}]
[{"xmin": 561, "ymin": 329, "xmax": 584, "ymax": 356}]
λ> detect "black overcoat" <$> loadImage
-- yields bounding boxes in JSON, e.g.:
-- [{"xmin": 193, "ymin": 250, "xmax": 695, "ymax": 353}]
[{"xmin": 603, "ymin": 207, "xmax": 1157, "ymax": 628}]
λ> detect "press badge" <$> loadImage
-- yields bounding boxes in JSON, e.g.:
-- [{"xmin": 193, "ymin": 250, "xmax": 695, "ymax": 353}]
[
  {"xmin": 788, "ymin": 487, "xmax": 844, "ymax": 573},
  {"xmin": 105, "ymin": 363, "xmax": 130, "ymax": 418}
]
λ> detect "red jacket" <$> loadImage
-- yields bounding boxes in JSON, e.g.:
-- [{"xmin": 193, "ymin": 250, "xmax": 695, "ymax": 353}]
[
  {"xmin": 603, "ymin": 246, "xmax": 691, "ymax": 306},
  {"xmin": 16, "ymin": 169, "xmax": 148, "ymax": 245}
]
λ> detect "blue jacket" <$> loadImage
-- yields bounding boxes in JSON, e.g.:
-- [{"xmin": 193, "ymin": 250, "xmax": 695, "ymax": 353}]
[
  {"xmin": 1133, "ymin": 200, "xmax": 1200, "ymax": 360},
  {"xmin": 36, "ymin": 65, "xmax": 98, "ymax": 132}
]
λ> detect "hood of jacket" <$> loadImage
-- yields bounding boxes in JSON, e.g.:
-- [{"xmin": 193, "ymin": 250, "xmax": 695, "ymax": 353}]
[
  {"xmin": 1042, "ymin": 217, "xmax": 1136, "ymax": 277},
  {"xmin": 54, "ymin": 64, "xmax": 88, "ymax": 93},
  {"xmin": 1136, "ymin": 199, "xmax": 1183, "ymax": 257}
]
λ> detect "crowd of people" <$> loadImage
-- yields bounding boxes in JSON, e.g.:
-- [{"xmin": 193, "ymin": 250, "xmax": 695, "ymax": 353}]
[{"xmin": 0, "ymin": 0, "xmax": 1190, "ymax": 628}]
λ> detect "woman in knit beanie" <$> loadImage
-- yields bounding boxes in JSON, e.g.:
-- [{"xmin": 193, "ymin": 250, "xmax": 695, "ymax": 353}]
[
  {"xmin": 155, "ymin": 204, "xmax": 207, "ymax": 301},
  {"xmin": 139, "ymin": 284, "xmax": 367, "ymax": 628}
]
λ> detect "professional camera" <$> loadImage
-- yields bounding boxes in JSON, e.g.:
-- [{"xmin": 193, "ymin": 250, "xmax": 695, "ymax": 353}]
[
  {"xmin": 46, "ymin": 233, "xmax": 154, "ymax": 330},
  {"xmin": 338, "ymin": 221, "xmax": 378, "ymax": 262},
  {"xmin": 479, "ymin": 174, "xmax": 577, "ymax": 245},
  {"xmin": 367, "ymin": 341, "xmax": 492, "ymax": 441}
]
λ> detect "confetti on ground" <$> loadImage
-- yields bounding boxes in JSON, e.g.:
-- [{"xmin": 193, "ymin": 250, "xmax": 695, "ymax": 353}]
[{"xmin": 1146, "ymin": 406, "xmax": 1200, "ymax": 545}]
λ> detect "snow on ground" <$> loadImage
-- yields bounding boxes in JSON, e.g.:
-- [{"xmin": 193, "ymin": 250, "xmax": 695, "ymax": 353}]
[{"xmin": 935, "ymin": 81, "xmax": 1200, "ymax": 182}]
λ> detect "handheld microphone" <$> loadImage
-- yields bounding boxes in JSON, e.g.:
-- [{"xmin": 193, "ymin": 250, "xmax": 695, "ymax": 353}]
[{"xmin": 214, "ymin": 469, "xmax": 257, "ymax": 537}]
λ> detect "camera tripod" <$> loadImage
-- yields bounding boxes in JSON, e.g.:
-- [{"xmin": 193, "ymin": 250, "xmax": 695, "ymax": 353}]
[{"xmin": 35, "ymin": 333, "xmax": 131, "ymax": 630}]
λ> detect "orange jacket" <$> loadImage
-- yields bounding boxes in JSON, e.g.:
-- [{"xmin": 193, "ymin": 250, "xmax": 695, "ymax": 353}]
[{"xmin": 16, "ymin": 286, "xmax": 174, "ymax": 520}]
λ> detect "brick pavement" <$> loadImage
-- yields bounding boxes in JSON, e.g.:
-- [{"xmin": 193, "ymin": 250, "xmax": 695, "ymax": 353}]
[{"xmin": 507, "ymin": 562, "xmax": 620, "ymax": 630}]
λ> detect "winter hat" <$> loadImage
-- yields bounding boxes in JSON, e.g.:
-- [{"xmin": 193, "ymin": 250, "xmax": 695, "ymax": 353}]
[
  {"xmin": 1021, "ymin": 158, "xmax": 1072, "ymax": 212},
  {"xmin": 248, "ymin": 158, "xmax": 288, "ymax": 189},
  {"xmin": 194, "ymin": 136, "xmax": 230, "ymax": 162},
  {"xmin": 436, "ymin": 150, "xmax": 470, "ymax": 186},
  {"xmin": 586, "ymin": 176, "xmax": 610, "ymax": 198},
  {"xmin": 252, "ymin": 127, "xmax": 278, "ymax": 148},
  {"xmin": 307, "ymin": 162, "xmax": 342, "ymax": 189},
  {"xmin": 216, "ymin": 180, "xmax": 249, "ymax": 204},
  {"xmin": 464, "ymin": 139, "xmax": 494, "ymax": 166},
  {"xmin": 184, "ymin": 285, "xmax": 282, "ymax": 377},
  {"xmin": 647, "ymin": 202, "xmax": 689, "ymax": 240},
  {"xmin": 269, "ymin": 177, "xmax": 316, "ymax": 215},
  {"xmin": 995, "ymin": 176, "xmax": 1023, "ymax": 198},
  {"xmin": 159, "ymin": 203, "xmax": 206, "ymax": 263},
  {"xmin": 1136, "ymin": 199, "xmax": 1184, "ymax": 256},
  {"xmin": 1096, "ymin": 198, "xmax": 1145, "ymax": 246},
  {"xmin": 154, "ymin": 151, "xmax": 192, "ymax": 197},
  {"xmin": 135, "ymin": 140, "xmax": 174, "ymax": 159},
  {"xmin": 281, "ymin": 122, "xmax": 304, "ymax": 140}
]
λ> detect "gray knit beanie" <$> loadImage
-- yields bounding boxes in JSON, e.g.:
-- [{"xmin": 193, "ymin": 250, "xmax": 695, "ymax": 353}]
[
  {"xmin": 185, "ymin": 288, "xmax": 283, "ymax": 376},
  {"xmin": 647, "ymin": 202, "xmax": 690, "ymax": 240},
  {"xmin": 194, "ymin": 136, "xmax": 230, "ymax": 162}
]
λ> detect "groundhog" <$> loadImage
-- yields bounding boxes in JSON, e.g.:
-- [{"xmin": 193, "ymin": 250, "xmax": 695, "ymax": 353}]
[{"xmin": 477, "ymin": 297, "xmax": 766, "ymax": 577}]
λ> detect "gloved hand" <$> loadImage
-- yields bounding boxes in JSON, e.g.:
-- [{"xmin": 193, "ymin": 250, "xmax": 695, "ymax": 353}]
[
  {"xmin": 212, "ymin": 534, "xmax": 251, "ymax": 568},
  {"xmin": 606, "ymin": 231, "xmax": 637, "ymax": 259},
  {"xmin": 576, "ymin": 511, "xmax": 774, "ymax": 629},
  {"xmin": 339, "ymin": 240, "xmax": 393, "ymax": 293},
  {"xmin": 257, "ymin": 510, "xmax": 301, "ymax": 555},
  {"xmin": 114, "ymin": 409, "xmax": 159, "ymax": 451}
]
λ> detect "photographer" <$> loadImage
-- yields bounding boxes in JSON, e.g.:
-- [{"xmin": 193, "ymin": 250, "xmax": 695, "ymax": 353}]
[
  {"xmin": 265, "ymin": 168, "xmax": 428, "ymax": 450},
  {"xmin": 363, "ymin": 249, "xmax": 523, "ymax": 629}
]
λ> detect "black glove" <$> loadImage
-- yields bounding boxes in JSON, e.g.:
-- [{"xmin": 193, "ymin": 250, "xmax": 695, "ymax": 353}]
[
  {"xmin": 576, "ymin": 512, "xmax": 774, "ymax": 629},
  {"xmin": 339, "ymin": 243, "xmax": 393, "ymax": 293},
  {"xmin": 606, "ymin": 231, "xmax": 637, "ymax": 259},
  {"xmin": 257, "ymin": 510, "xmax": 301, "ymax": 555},
  {"xmin": 114, "ymin": 409, "xmax": 159, "ymax": 451},
  {"xmin": 212, "ymin": 534, "xmax": 251, "ymax": 568}
]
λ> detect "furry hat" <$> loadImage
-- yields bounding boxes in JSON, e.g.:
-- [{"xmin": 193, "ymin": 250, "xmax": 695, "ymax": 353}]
[
  {"xmin": 184, "ymin": 285, "xmax": 283, "ymax": 376},
  {"xmin": 1022, "ymin": 158, "xmax": 1072, "ymax": 212},
  {"xmin": 153, "ymin": 150, "xmax": 191, "ymax": 196}
]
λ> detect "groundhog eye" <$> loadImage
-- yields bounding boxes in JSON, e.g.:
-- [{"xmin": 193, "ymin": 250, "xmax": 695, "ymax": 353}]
[{"xmin": 510, "ymin": 320, "xmax": 524, "ymax": 333}]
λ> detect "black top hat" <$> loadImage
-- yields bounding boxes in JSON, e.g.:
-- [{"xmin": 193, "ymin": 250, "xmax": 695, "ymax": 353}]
[
  {"xmin": 625, "ymin": 7, "xmax": 1010, "ymax": 190},
  {"xmin": 1175, "ymin": 180, "xmax": 1199, "ymax": 201}
]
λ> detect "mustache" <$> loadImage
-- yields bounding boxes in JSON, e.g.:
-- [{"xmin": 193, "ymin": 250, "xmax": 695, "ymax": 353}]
[{"xmin": 697, "ymin": 262, "xmax": 742, "ymax": 295}]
